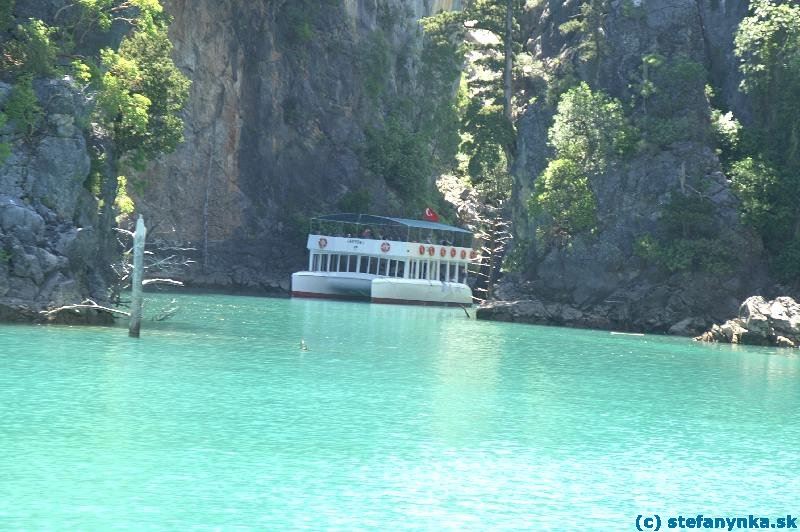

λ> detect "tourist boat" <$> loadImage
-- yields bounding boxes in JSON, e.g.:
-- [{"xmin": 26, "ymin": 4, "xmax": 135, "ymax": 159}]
[{"xmin": 291, "ymin": 213, "xmax": 478, "ymax": 306}]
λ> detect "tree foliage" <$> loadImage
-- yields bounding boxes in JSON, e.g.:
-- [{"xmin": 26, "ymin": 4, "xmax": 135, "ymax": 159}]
[
  {"xmin": 735, "ymin": 0, "xmax": 800, "ymax": 170},
  {"xmin": 420, "ymin": 0, "xmax": 526, "ymax": 204},
  {"xmin": 1, "ymin": 18, "xmax": 58, "ymax": 76},
  {"xmin": 549, "ymin": 82, "xmax": 635, "ymax": 172},
  {"xmin": 93, "ymin": 20, "xmax": 189, "ymax": 169},
  {"xmin": 0, "ymin": 0, "xmax": 13, "ymax": 32},
  {"xmin": 2, "ymin": 74, "xmax": 43, "ymax": 137},
  {"xmin": 365, "ymin": 114, "xmax": 433, "ymax": 200},
  {"xmin": 732, "ymin": 0, "xmax": 800, "ymax": 281},
  {"xmin": 529, "ymin": 158, "xmax": 596, "ymax": 241},
  {"xmin": 529, "ymin": 84, "xmax": 633, "ymax": 243}
]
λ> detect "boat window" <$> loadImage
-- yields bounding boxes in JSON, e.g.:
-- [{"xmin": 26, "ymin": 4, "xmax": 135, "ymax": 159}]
[
  {"xmin": 409, "ymin": 260, "xmax": 417, "ymax": 279},
  {"xmin": 419, "ymin": 261, "xmax": 428, "ymax": 280},
  {"xmin": 311, "ymin": 253, "xmax": 318, "ymax": 272},
  {"xmin": 397, "ymin": 261, "xmax": 405, "ymax": 278},
  {"xmin": 358, "ymin": 256, "xmax": 367, "ymax": 273},
  {"xmin": 387, "ymin": 260, "xmax": 396, "ymax": 277},
  {"xmin": 378, "ymin": 258, "xmax": 387, "ymax": 276},
  {"xmin": 450, "ymin": 263, "xmax": 457, "ymax": 283},
  {"xmin": 368, "ymin": 257, "xmax": 378, "ymax": 275}
]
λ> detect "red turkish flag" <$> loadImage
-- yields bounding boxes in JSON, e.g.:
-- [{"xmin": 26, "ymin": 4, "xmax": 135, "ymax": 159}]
[{"xmin": 423, "ymin": 207, "xmax": 440, "ymax": 222}]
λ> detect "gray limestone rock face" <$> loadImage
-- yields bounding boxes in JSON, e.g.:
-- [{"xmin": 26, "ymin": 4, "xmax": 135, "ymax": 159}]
[{"xmin": 0, "ymin": 79, "xmax": 113, "ymax": 321}]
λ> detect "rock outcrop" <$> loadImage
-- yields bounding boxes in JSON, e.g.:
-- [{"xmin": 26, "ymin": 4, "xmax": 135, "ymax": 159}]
[
  {"xmin": 486, "ymin": 0, "xmax": 767, "ymax": 333},
  {"xmin": 695, "ymin": 296, "xmax": 800, "ymax": 348},
  {"xmin": 0, "ymin": 80, "xmax": 114, "ymax": 323}
]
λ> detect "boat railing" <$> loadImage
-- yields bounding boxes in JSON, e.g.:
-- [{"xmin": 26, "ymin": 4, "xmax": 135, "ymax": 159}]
[{"xmin": 310, "ymin": 219, "xmax": 473, "ymax": 248}]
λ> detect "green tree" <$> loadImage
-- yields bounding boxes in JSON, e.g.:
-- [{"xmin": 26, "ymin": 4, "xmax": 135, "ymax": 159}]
[
  {"xmin": 548, "ymin": 82, "xmax": 635, "ymax": 172},
  {"xmin": 54, "ymin": 0, "xmax": 189, "ymax": 235},
  {"xmin": 733, "ymin": 0, "xmax": 800, "ymax": 280},
  {"xmin": 528, "ymin": 83, "xmax": 634, "ymax": 243},
  {"xmin": 1, "ymin": 18, "xmax": 58, "ymax": 75},
  {"xmin": 634, "ymin": 194, "xmax": 735, "ymax": 273},
  {"xmin": 735, "ymin": 0, "xmax": 800, "ymax": 170},
  {"xmin": 528, "ymin": 158, "xmax": 596, "ymax": 241},
  {"xmin": 421, "ymin": 0, "xmax": 526, "ymax": 203},
  {"xmin": 2, "ymin": 74, "xmax": 43, "ymax": 137}
]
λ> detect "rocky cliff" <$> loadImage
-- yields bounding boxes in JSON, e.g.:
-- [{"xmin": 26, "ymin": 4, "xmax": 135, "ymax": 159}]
[
  {"xmin": 135, "ymin": 0, "xmax": 462, "ymax": 292},
  {"xmin": 483, "ymin": 0, "xmax": 776, "ymax": 335},
  {"xmin": 0, "ymin": 80, "xmax": 114, "ymax": 322}
]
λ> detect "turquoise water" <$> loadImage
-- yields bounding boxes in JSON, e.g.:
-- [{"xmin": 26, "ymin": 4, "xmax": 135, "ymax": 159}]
[{"xmin": 1, "ymin": 294, "xmax": 799, "ymax": 530}]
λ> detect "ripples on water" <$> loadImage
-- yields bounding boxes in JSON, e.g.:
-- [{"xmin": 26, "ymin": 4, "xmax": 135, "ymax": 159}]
[{"xmin": 1, "ymin": 294, "xmax": 799, "ymax": 529}]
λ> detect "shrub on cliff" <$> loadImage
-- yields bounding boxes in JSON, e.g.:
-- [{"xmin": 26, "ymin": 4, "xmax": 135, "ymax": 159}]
[
  {"xmin": 0, "ymin": 18, "xmax": 58, "ymax": 76},
  {"xmin": 529, "ymin": 158, "xmax": 596, "ymax": 242},
  {"xmin": 2, "ymin": 75, "xmax": 43, "ymax": 137}
]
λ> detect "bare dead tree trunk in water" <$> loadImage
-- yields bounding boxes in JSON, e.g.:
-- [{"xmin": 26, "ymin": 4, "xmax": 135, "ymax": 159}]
[{"xmin": 129, "ymin": 215, "xmax": 146, "ymax": 338}]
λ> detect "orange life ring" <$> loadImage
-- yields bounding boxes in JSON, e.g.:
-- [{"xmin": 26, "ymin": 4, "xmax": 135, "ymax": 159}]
[
  {"xmin": 318, "ymin": 237, "xmax": 328, "ymax": 249},
  {"xmin": 381, "ymin": 242, "xmax": 390, "ymax": 253},
  {"xmin": 427, "ymin": 246, "xmax": 435, "ymax": 256},
  {"xmin": 418, "ymin": 245, "xmax": 425, "ymax": 255},
  {"xmin": 470, "ymin": 250, "xmax": 477, "ymax": 259},
  {"xmin": 439, "ymin": 247, "xmax": 446, "ymax": 257},
  {"xmin": 460, "ymin": 249, "xmax": 466, "ymax": 259},
  {"xmin": 450, "ymin": 248, "xmax": 456, "ymax": 258}
]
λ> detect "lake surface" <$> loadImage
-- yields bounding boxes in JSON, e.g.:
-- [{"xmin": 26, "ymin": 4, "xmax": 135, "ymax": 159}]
[{"xmin": 1, "ymin": 294, "xmax": 799, "ymax": 530}]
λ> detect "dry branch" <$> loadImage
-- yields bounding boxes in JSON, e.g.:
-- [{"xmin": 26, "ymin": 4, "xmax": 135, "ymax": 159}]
[{"xmin": 41, "ymin": 299, "xmax": 131, "ymax": 318}]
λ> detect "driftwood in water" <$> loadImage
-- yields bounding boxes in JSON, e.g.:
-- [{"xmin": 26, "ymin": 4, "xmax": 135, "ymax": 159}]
[
  {"xmin": 40, "ymin": 299, "xmax": 131, "ymax": 318},
  {"xmin": 129, "ymin": 215, "xmax": 146, "ymax": 338}
]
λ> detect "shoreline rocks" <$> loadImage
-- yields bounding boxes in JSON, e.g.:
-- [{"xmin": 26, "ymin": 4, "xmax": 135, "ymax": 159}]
[{"xmin": 694, "ymin": 296, "xmax": 800, "ymax": 348}]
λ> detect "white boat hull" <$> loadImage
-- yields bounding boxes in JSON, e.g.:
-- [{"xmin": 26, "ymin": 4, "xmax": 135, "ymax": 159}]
[
  {"xmin": 370, "ymin": 278, "xmax": 473, "ymax": 306},
  {"xmin": 291, "ymin": 272, "xmax": 473, "ymax": 306},
  {"xmin": 291, "ymin": 272, "xmax": 372, "ymax": 300}
]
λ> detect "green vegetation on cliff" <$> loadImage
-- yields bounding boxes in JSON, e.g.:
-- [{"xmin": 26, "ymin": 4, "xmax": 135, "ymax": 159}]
[
  {"xmin": 420, "ymin": 1, "xmax": 526, "ymax": 206},
  {"xmin": 529, "ymin": 83, "xmax": 633, "ymax": 245},
  {"xmin": 730, "ymin": 0, "xmax": 800, "ymax": 281},
  {"xmin": 0, "ymin": 0, "xmax": 189, "ymax": 220}
]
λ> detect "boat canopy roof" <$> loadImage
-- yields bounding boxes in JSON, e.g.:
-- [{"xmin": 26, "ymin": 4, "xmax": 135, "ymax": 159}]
[
  {"xmin": 311, "ymin": 213, "xmax": 474, "ymax": 247},
  {"xmin": 315, "ymin": 213, "xmax": 472, "ymax": 233}
]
